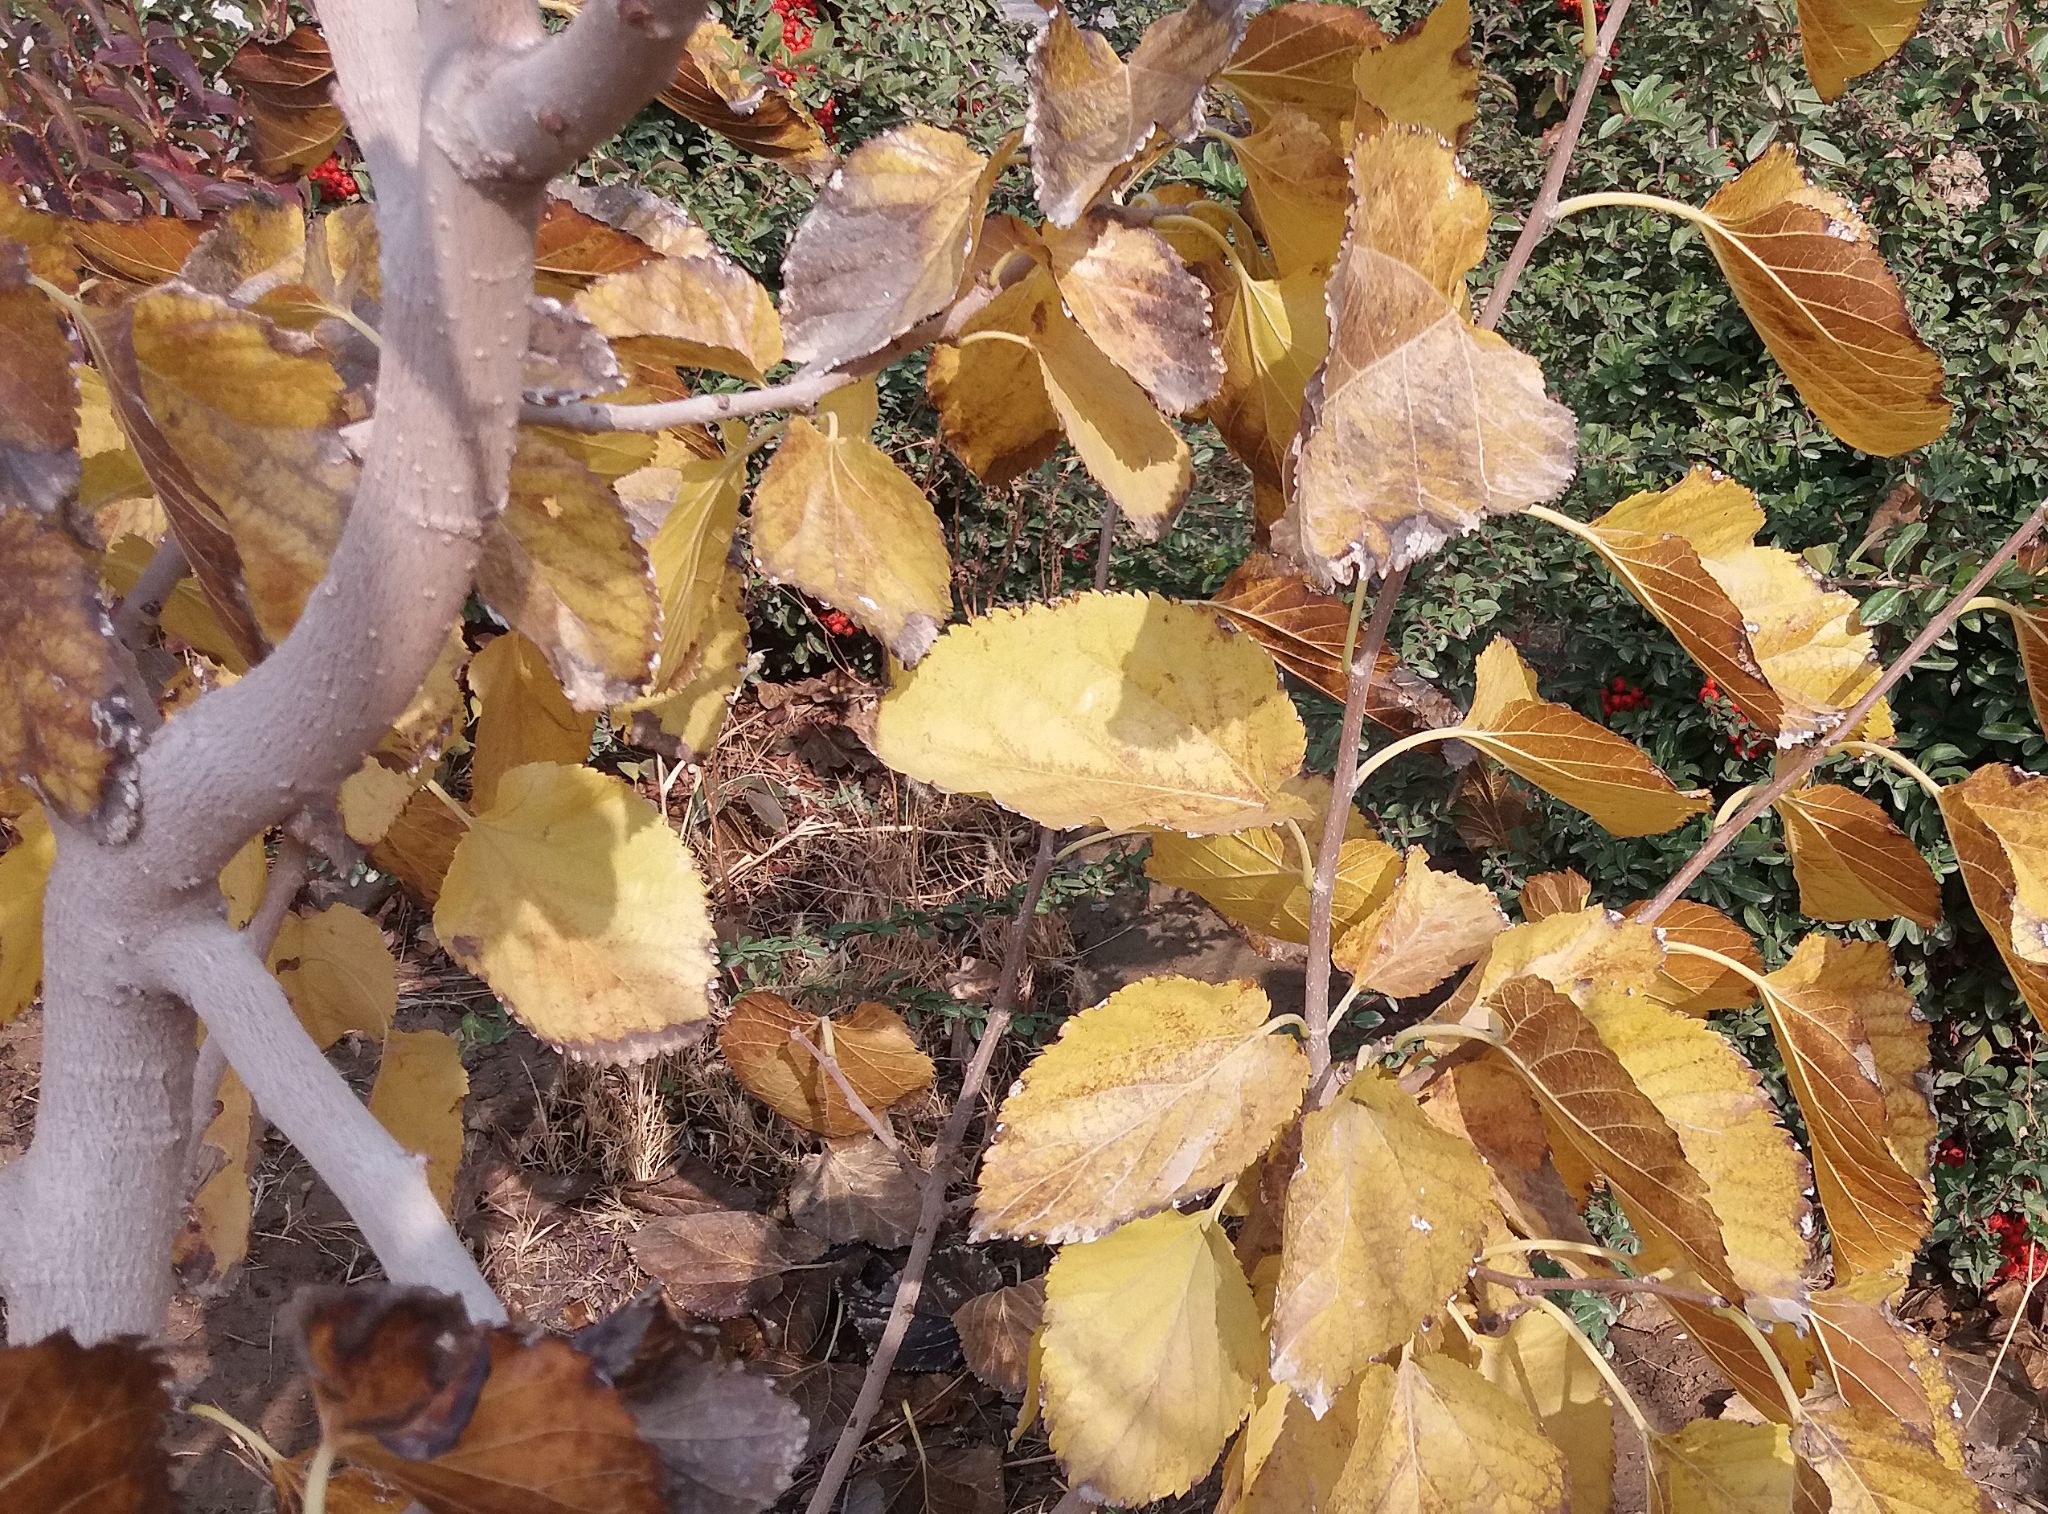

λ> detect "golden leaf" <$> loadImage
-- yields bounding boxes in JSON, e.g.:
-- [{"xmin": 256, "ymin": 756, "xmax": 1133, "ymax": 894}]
[
  {"xmin": 1333, "ymin": 1352, "xmax": 1568, "ymax": 1514},
  {"xmin": 1351, "ymin": 0, "xmax": 1478, "ymax": 146},
  {"xmin": 1579, "ymin": 989, "xmax": 1811, "ymax": 1312},
  {"xmin": 467, "ymin": 631, "xmax": 596, "ymax": 813},
  {"xmin": 1944, "ymin": 771, "xmax": 2048, "ymax": 964},
  {"xmin": 1793, "ymin": 1402, "xmax": 1994, "ymax": 1514},
  {"xmin": 1345, "ymin": 123, "xmax": 1490, "ymax": 302},
  {"xmin": 1519, "ymin": 869, "xmax": 1591, "ymax": 922},
  {"xmin": 534, "ymin": 199, "xmax": 659, "ymax": 293},
  {"xmin": 1419, "ymin": 1058, "xmax": 1596, "ymax": 1246},
  {"xmin": 572, "ymin": 230, "xmax": 783, "ymax": 382},
  {"xmin": 1625, "ymin": 899, "xmax": 1763, "ymax": 1014},
  {"xmin": 1650, "ymin": 1419, "xmax": 1794, "ymax": 1514},
  {"xmin": 1700, "ymin": 148, "xmax": 1949, "ymax": 456},
  {"xmin": 0, "ymin": 257, "xmax": 77, "ymax": 514},
  {"xmin": 1942, "ymin": 763, "xmax": 2048, "ymax": 1031},
  {"xmin": 1797, "ymin": 0, "xmax": 1927, "ymax": 101},
  {"xmin": 1216, "ymin": 2, "xmax": 1386, "ymax": 132},
  {"xmin": 657, "ymin": 19, "xmax": 835, "ymax": 179},
  {"xmin": 1269, "ymin": 1070, "xmax": 1494, "ymax": 1412},
  {"xmin": 1457, "ymin": 639, "xmax": 1711, "ymax": 837},
  {"xmin": 435, "ymin": 763, "xmax": 717, "ymax": 1063},
  {"xmin": 1039, "ymin": 1209, "xmax": 1261, "ymax": 1504},
  {"xmin": 1198, "ymin": 258, "xmax": 1327, "ymax": 500},
  {"xmin": 872, "ymin": 593, "xmax": 1309, "ymax": 835},
  {"xmin": 339, "ymin": 762, "xmax": 418, "ymax": 849},
  {"xmin": 1042, "ymin": 210, "xmax": 1222, "ymax": 412},
  {"xmin": 751, "ymin": 415, "xmax": 951, "ymax": 663},
  {"xmin": 718, "ymin": 992, "xmax": 934, "ymax": 1138},
  {"xmin": 1776, "ymin": 783, "xmax": 1939, "ymax": 927},
  {"xmin": 975, "ymin": 976, "xmax": 1305, "ymax": 1242},
  {"xmin": 1809, "ymin": 1279, "xmax": 1965, "ymax": 1471},
  {"xmin": 1460, "ymin": 1309, "xmax": 1614, "ymax": 1514},
  {"xmin": 268, "ymin": 905, "xmax": 398, "ymax": 1052},
  {"xmin": 1283, "ymin": 243, "xmax": 1576, "ymax": 585},
  {"xmin": 1485, "ymin": 976, "xmax": 1739, "ymax": 1299},
  {"xmin": 481, "ymin": 436, "xmax": 659, "ymax": 711},
  {"xmin": 1332, "ymin": 847, "xmax": 1506, "ymax": 998},
  {"xmin": 0, "ymin": 807, "xmax": 51, "ymax": 1025},
  {"xmin": 368, "ymin": 1028, "xmax": 467, "ymax": 1214},
  {"xmin": 781, "ymin": 125, "xmax": 988, "ymax": 369},
  {"xmin": 1757, "ymin": 936, "xmax": 1931, "ymax": 1280},
  {"xmin": 186, "ymin": 1066, "xmax": 255, "ymax": 1277},
  {"xmin": 1450, "ymin": 906, "xmax": 1665, "ymax": 1018},
  {"xmin": 1026, "ymin": 0, "xmax": 1259, "ymax": 227},
  {"xmin": 1224, "ymin": 1377, "xmax": 1354, "ymax": 1514},
  {"xmin": 0, "ymin": 509, "xmax": 141, "ymax": 835},
  {"xmin": 370, "ymin": 786, "xmax": 466, "ymax": 905},
  {"xmin": 69, "ymin": 216, "xmax": 204, "ymax": 289},
  {"xmin": 1222, "ymin": 108, "xmax": 1348, "ymax": 276},
  {"xmin": 924, "ymin": 258, "xmax": 1062, "ymax": 486},
  {"xmin": 1145, "ymin": 776, "xmax": 1401, "ymax": 945}
]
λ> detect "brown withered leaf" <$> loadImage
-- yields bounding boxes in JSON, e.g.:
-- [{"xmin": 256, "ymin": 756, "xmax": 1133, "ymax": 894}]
[
  {"xmin": 1452, "ymin": 760, "xmax": 1532, "ymax": 851},
  {"xmin": 0, "ymin": 1335, "xmax": 172, "ymax": 1512},
  {"xmin": 224, "ymin": 27, "xmax": 345, "ymax": 177},
  {"xmin": 369, "ymin": 785, "xmax": 465, "ymax": 904},
  {"xmin": 786, "ymin": 1138, "xmax": 924, "ymax": 1248},
  {"xmin": 628, "ymin": 1212, "xmax": 826, "ymax": 1319},
  {"xmin": 658, "ymin": 18, "xmax": 835, "ymax": 180},
  {"xmin": 0, "ymin": 508, "xmax": 141, "ymax": 836},
  {"xmin": 952, "ymin": 1278, "xmax": 1046, "ymax": 1397},
  {"xmin": 1026, "ymin": 0, "xmax": 1260, "ymax": 227},
  {"xmin": 1283, "ymin": 243, "xmax": 1576, "ymax": 586},
  {"xmin": 1210, "ymin": 553, "xmax": 1466, "ymax": 739},
  {"xmin": 534, "ymin": 200, "xmax": 661, "ymax": 294},
  {"xmin": 1041, "ymin": 210, "xmax": 1221, "ymax": 412},
  {"xmin": 719, "ymin": 992, "xmax": 935, "ymax": 1137},
  {"xmin": 1809, "ymin": 1278, "xmax": 1965, "ymax": 1471},
  {"xmin": 1519, "ymin": 870, "xmax": 1591, "ymax": 922},
  {"xmin": 70, "ymin": 217, "xmax": 206, "ymax": 288},
  {"xmin": 1350, "ymin": 0, "xmax": 1479, "ymax": 147},
  {"xmin": 1418, "ymin": 1058, "xmax": 1595, "ymax": 1246},
  {"xmin": 880, "ymin": 1445, "xmax": 1004, "ymax": 1514},
  {"xmin": 272, "ymin": 1454, "xmax": 410, "ymax": 1513},
  {"xmin": 1944, "ymin": 768, "xmax": 2048, "ymax": 965},
  {"xmin": 1331, "ymin": 847, "xmax": 1506, "ymax": 999},
  {"xmin": 0, "ymin": 251, "xmax": 77, "ymax": 513},
  {"xmin": 1942, "ymin": 763, "xmax": 2048, "ymax": 1032},
  {"xmin": 1624, "ymin": 899, "xmax": 1763, "ymax": 1014},
  {"xmin": 1701, "ymin": 147, "xmax": 1949, "ymax": 456},
  {"xmin": 1216, "ymin": 2, "xmax": 1386, "ymax": 132},
  {"xmin": 1776, "ymin": 782, "xmax": 1940, "ymax": 927},
  {"xmin": 781, "ymin": 125, "xmax": 989, "ymax": 370}
]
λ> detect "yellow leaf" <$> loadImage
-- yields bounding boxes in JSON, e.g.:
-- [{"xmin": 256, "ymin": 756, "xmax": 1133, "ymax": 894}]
[
  {"xmin": 1224, "ymin": 1376, "xmax": 1355, "ymax": 1514},
  {"xmin": 366, "ymin": 1028, "xmax": 467, "ymax": 1214},
  {"xmin": 1026, "ymin": 0, "xmax": 1259, "ymax": 228},
  {"xmin": 925, "ymin": 251, "xmax": 1062, "ymax": 486},
  {"xmin": 1776, "ymin": 783, "xmax": 1939, "ymax": 927},
  {"xmin": 1345, "ymin": 124, "xmax": 1490, "ymax": 303},
  {"xmin": 1199, "ymin": 258, "xmax": 1326, "ymax": 499},
  {"xmin": 1650, "ymin": 1419, "xmax": 1794, "ymax": 1514},
  {"xmin": 1519, "ymin": 869, "xmax": 1590, "ymax": 921},
  {"xmin": 0, "ymin": 509, "xmax": 141, "ymax": 835},
  {"xmin": 1945, "ymin": 773, "xmax": 2048, "ymax": 964},
  {"xmin": 435, "ymin": 763, "xmax": 716, "ymax": 1063},
  {"xmin": 1579, "ymin": 989, "xmax": 1811, "ymax": 1313},
  {"xmin": 1797, "ymin": 0, "xmax": 1927, "ymax": 101},
  {"xmin": 1039, "ymin": 1209, "xmax": 1261, "ymax": 1504},
  {"xmin": 1419, "ymin": 1057, "xmax": 1596, "ymax": 1246},
  {"xmin": 1450, "ymin": 906, "xmax": 1665, "ymax": 1017},
  {"xmin": 1350, "ymin": 0, "xmax": 1479, "ymax": 147},
  {"xmin": 1333, "ymin": 1352, "xmax": 1567, "ymax": 1514},
  {"xmin": 1269, "ymin": 1070, "xmax": 1493, "ymax": 1412},
  {"xmin": 1332, "ymin": 847, "xmax": 1506, "ymax": 998},
  {"xmin": 0, "ymin": 808, "xmax": 51, "ymax": 1024},
  {"xmin": 1793, "ymin": 1402, "xmax": 1994, "ymax": 1514},
  {"xmin": 75, "ymin": 366, "xmax": 153, "ymax": 523},
  {"xmin": 338, "ymin": 761, "xmax": 418, "ymax": 848},
  {"xmin": 1809, "ymin": 1279, "xmax": 1964, "ymax": 1471},
  {"xmin": 1042, "ymin": 210, "xmax": 1222, "ymax": 412},
  {"xmin": 467, "ymin": 631, "xmax": 596, "ymax": 813},
  {"xmin": 267, "ymin": 904, "xmax": 397, "ymax": 1052},
  {"xmin": 1217, "ymin": 2, "xmax": 1387, "ymax": 132},
  {"xmin": 975, "ymin": 976, "xmax": 1306, "ymax": 1242},
  {"xmin": 1942, "ymin": 763, "xmax": 2048, "ymax": 1032},
  {"xmin": 1283, "ymin": 244, "xmax": 1576, "ymax": 585},
  {"xmin": 186, "ymin": 1067, "xmax": 255, "ymax": 1277},
  {"xmin": 1461, "ymin": 1309, "xmax": 1615, "ymax": 1514},
  {"xmin": 872, "ymin": 592, "xmax": 1309, "ymax": 835},
  {"xmin": 751, "ymin": 415, "xmax": 951, "ymax": 664},
  {"xmin": 1625, "ymin": 899, "xmax": 1764, "ymax": 1014},
  {"xmin": 1483, "ymin": 976, "xmax": 1739, "ymax": 1300},
  {"xmin": 815, "ymin": 378, "xmax": 879, "ymax": 439},
  {"xmin": 571, "ymin": 227, "xmax": 783, "ymax": 381},
  {"xmin": 718, "ymin": 992, "xmax": 934, "ymax": 1138},
  {"xmin": 1757, "ymin": 936, "xmax": 1931, "ymax": 1280},
  {"xmin": 481, "ymin": 435, "xmax": 659, "ymax": 710},
  {"xmin": 100, "ymin": 531, "xmax": 244, "ymax": 672},
  {"xmin": 1699, "ymin": 148, "xmax": 1949, "ymax": 456},
  {"xmin": 217, "ymin": 833, "xmax": 267, "ymax": 931},
  {"xmin": 1145, "ymin": 777, "xmax": 1400, "ymax": 945},
  {"xmin": 1458, "ymin": 639, "xmax": 1711, "ymax": 837},
  {"xmin": 1223, "ymin": 108, "xmax": 1348, "ymax": 275}
]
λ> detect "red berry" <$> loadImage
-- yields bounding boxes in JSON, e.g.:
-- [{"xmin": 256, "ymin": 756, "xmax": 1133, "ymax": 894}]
[{"xmin": 1936, "ymin": 1141, "xmax": 1967, "ymax": 1168}]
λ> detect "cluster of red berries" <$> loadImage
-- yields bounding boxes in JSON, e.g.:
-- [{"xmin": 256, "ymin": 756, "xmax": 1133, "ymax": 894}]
[
  {"xmin": 1989, "ymin": 1212, "xmax": 2048, "ymax": 1286},
  {"xmin": 1937, "ymin": 1138, "xmax": 1968, "ymax": 1168},
  {"xmin": 1699, "ymin": 677, "xmax": 1772, "ymax": 760},
  {"xmin": 769, "ymin": 0, "xmax": 836, "ymax": 136},
  {"xmin": 1599, "ymin": 676, "xmax": 1647, "ymax": 718},
  {"xmin": 817, "ymin": 608, "xmax": 858, "ymax": 638},
  {"xmin": 1556, "ymin": 0, "xmax": 1608, "ymax": 20},
  {"xmin": 307, "ymin": 154, "xmax": 360, "ymax": 202}
]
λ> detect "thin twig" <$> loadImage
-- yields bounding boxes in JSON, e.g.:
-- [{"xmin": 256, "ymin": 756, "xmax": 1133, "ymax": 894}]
[
  {"xmin": 788, "ymin": 1028, "xmax": 924, "ymax": 1180},
  {"xmin": 1476, "ymin": 0, "xmax": 1636, "ymax": 332},
  {"xmin": 1640, "ymin": 502, "xmax": 2048, "ymax": 922},
  {"xmin": 1471, "ymin": 1263, "xmax": 1729, "ymax": 1310},
  {"xmin": 524, "ymin": 362, "xmax": 852, "ymax": 434},
  {"xmin": 111, "ymin": 536, "xmax": 190, "ymax": 652}
]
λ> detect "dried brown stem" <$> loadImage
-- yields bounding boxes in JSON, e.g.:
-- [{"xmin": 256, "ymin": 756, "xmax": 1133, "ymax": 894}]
[
  {"xmin": 787, "ymin": 1028, "xmax": 923, "ymax": 1179},
  {"xmin": 1640, "ymin": 501, "xmax": 2048, "ymax": 922},
  {"xmin": 1471, "ymin": 1264, "xmax": 1728, "ymax": 1310}
]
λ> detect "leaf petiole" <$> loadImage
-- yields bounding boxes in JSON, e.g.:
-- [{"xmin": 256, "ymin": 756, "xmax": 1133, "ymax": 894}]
[
  {"xmin": 1837, "ymin": 740, "xmax": 1942, "ymax": 800},
  {"xmin": 1350, "ymin": 727, "xmax": 1468, "ymax": 794}
]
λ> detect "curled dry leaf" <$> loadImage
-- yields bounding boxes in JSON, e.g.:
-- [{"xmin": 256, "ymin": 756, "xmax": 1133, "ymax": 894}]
[
  {"xmin": 0, "ymin": 247, "xmax": 77, "ymax": 513},
  {"xmin": 436, "ymin": 763, "xmax": 718, "ymax": 1064},
  {"xmin": 368, "ymin": 1028, "xmax": 468, "ymax": 1216},
  {"xmin": 223, "ymin": 26, "xmax": 344, "ymax": 177},
  {"xmin": 1269, "ymin": 1071, "xmax": 1494, "ymax": 1413},
  {"xmin": 468, "ymin": 630, "xmax": 598, "ymax": 813},
  {"xmin": 1650, "ymin": 1419, "xmax": 1794, "ymax": 1514},
  {"xmin": 1350, "ymin": 0, "xmax": 1479, "ymax": 148},
  {"xmin": 1216, "ymin": 2, "xmax": 1386, "ymax": 132},
  {"xmin": 1333, "ymin": 1353, "xmax": 1567, "ymax": 1514},
  {"xmin": 1025, "ymin": 0, "xmax": 1261, "ymax": 227},
  {"xmin": 1040, "ymin": 1209, "xmax": 1261, "ymax": 1505},
  {"xmin": 658, "ymin": 18, "xmax": 835, "ymax": 180},
  {"xmin": 268, "ymin": 904, "xmax": 398, "ymax": 1050},
  {"xmin": 872, "ymin": 593, "xmax": 1310, "ymax": 835},
  {"xmin": 751, "ymin": 415, "xmax": 951, "ymax": 664},
  {"xmin": 780, "ymin": 125, "xmax": 989, "ymax": 370},
  {"xmin": 1419, "ymin": 1058, "xmax": 1596, "ymax": 1246},
  {"xmin": 0, "ymin": 1334, "xmax": 173, "ymax": 1512},
  {"xmin": 1797, "ymin": 0, "xmax": 1928, "ymax": 103},
  {"xmin": 1331, "ymin": 846, "xmax": 1507, "ymax": 999},
  {"xmin": 1942, "ymin": 763, "xmax": 2048, "ymax": 1032},
  {"xmin": 1776, "ymin": 782, "xmax": 1940, "ymax": 927},
  {"xmin": 628, "ymin": 1211, "xmax": 826, "ymax": 1319},
  {"xmin": 1041, "ymin": 210, "xmax": 1222, "ymax": 412},
  {"xmin": 786, "ymin": 1137, "xmax": 924, "ymax": 1248},
  {"xmin": 719, "ymin": 992, "xmax": 934, "ymax": 1137},
  {"xmin": 952, "ymin": 1277, "xmax": 1046, "ymax": 1396},
  {"xmin": 0, "ymin": 508, "xmax": 142, "ymax": 837},
  {"xmin": 1699, "ymin": 147, "xmax": 1949, "ymax": 456},
  {"xmin": 974, "ymin": 976, "xmax": 1307, "ymax": 1243}
]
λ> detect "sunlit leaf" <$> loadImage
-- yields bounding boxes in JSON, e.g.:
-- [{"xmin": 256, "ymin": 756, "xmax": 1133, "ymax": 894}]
[
  {"xmin": 1461, "ymin": 1308, "xmax": 1614, "ymax": 1514},
  {"xmin": 1650, "ymin": 1419, "xmax": 1794, "ymax": 1514},
  {"xmin": 268, "ymin": 904, "xmax": 398, "ymax": 1051},
  {"xmin": 1042, "ymin": 210, "xmax": 1222, "ymax": 412},
  {"xmin": 468, "ymin": 631, "xmax": 596, "ymax": 813},
  {"xmin": 1797, "ymin": 0, "xmax": 1928, "ymax": 101},
  {"xmin": 1793, "ymin": 1401, "xmax": 1994, "ymax": 1514},
  {"xmin": 368, "ymin": 1028, "xmax": 467, "ymax": 1215},
  {"xmin": 1941, "ymin": 763, "xmax": 2048, "ymax": 1032},
  {"xmin": 1350, "ymin": 0, "xmax": 1479, "ymax": 146},
  {"xmin": 572, "ymin": 228, "xmax": 783, "ymax": 383},
  {"xmin": 1220, "ymin": 108, "xmax": 1347, "ymax": 275},
  {"xmin": 719, "ymin": 992, "xmax": 934, "ymax": 1138},
  {"xmin": 657, "ymin": 18, "xmax": 835, "ymax": 179},
  {"xmin": 1345, "ymin": 123, "xmax": 1489, "ymax": 304},
  {"xmin": 975, "ymin": 976, "xmax": 1305, "ymax": 1243},
  {"xmin": 1809, "ymin": 1279, "xmax": 1965, "ymax": 1471},
  {"xmin": 1225, "ymin": 1377, "xmax": 1355, "ymax": 1514},
  {"xmin": 0, "ymin": 807, "xmax": 51, "ymax": 1025},
  {"xmin": 1625, "ymin": 899, "xmax": 1764, "ymax": 1014},
  {"xmin": 1332, "ymin": 846, "xmax": 1506, "ymax": 997},
  {"xmin": 0, "ymin": 1335, "xmax": 172, "ymax": 1512},
  {"xmin": 1776, "ymin": 783, "xmax": 1939, "ymax": 927},
  {"xmin": 1332, "ymin": 1353, "xmax": 1567, "ymax": 1514},
  {"xmin": 1216, "ymin": 2, "xmax": 1386, "ymax": 132}
]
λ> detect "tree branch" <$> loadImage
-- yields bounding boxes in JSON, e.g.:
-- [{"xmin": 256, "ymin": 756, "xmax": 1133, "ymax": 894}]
[
  {"xmin": 441, "ymin": 0, "xmax": 710, "ymax": 185},
  {"xmin": 1640, "ymin": 501, "xmax": 2048, "ymax": 922},
  {"xmin": 1471, "ymin": 1264, "xmax": 1729, "ymax": 1310},
  {"xmin": 788, "ymin": 1028, "xmax": 924, "ymax": 1180},
  {"xmin": 152, "ymin": 922, "xmax": 505, "ymax": 1322},
  {"xmin": 526, "ymin": 361, "xmax": 855, "ymax": 433},
  {"xmin": 110, "ymin": 536, "xmax": 188, "ymax": 653},
  {"xmin": 189, "ymin": 836, "xmax": 310, "ymax": 1154}
]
